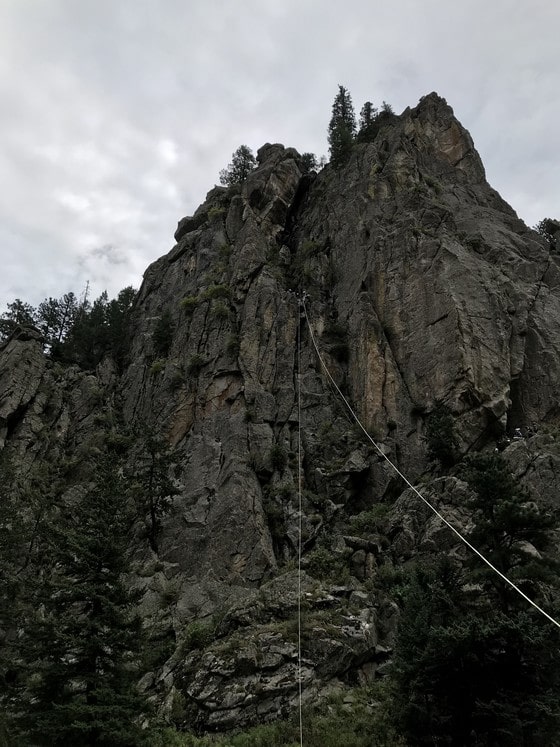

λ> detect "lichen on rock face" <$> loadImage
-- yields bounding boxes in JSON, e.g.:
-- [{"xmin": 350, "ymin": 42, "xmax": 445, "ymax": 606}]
[{"xmin": 3, "ymin": 92, "xmax": 560, "ymax": 736}]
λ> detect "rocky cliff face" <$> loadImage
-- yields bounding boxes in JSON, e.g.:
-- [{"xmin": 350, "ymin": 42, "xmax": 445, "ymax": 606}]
[{"xmin": 2, "ymin": 92, "xmax": 560, "ymax": 731}]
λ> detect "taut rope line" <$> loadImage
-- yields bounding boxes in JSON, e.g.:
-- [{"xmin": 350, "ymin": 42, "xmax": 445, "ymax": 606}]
[{"xmin": 296, "ymin": 297, "xmax": 304, "ymax": 747}]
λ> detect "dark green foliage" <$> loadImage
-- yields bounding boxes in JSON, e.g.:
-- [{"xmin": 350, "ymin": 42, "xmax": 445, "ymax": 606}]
[
  {"xmin": 69, "ymin": 290, "xmax": 112, "ymax": 366},
  {"xmin": 326, "ymin": 89, "xmax": 394, "ymax": 165},
  {"xmin": 55, "ymin": 286, "xmax": 137, "ymax": 370},
  {"xmin": 130, "ymin": 431, "xmax": 180, "ymax": 554},
  {"xmin": 305, "ymin": 545, "xmax": 348, "ymax": 582},
  {"xmin": 142, "ymin": 627, "xmax": 176, "ymax": 671},
  {"xmin": 392, "ymin": 454, "xmax": 560, "ymax": 746},
  {"xmin": 15, "ymin": 455, "xmax": 149, "ymax": 746},
  {"xmin": 393, "ymin": 561, "xmax": 560, "ymax": 746},
  {"xmin": 0, "ymin": 453, "xmax": 30, "ymax": 714},
  {"xmin": 460, "ymin": 452, "xmax": 557, "ymax": 606},
  {"xmin": 37, "ymin": 292, "xmax": 79, "ymax": 350},
  {"xmin": 219, "ymin": 145, "xmax": 256, "ymax": 186},
  {"xmin": 534, "ymin": 217, "xmax": 559, "ymax": 250},
  {"xmin": 327, "ymin": 85, "xmax": 356, "ymax": 166},
  {"xmin": 328, "ymin": 121, "xmax": 355, "ymax": 167},
  {"xmin": 1, "ymin": 456, "xmax": 114, "ymax": 743},
  {"xmin": 0, "ymin": 457, "xmax": 62, "ymax": 715},
  {"xmin": 210, "ymin": 300, "xmax": 231, "ymax": 320},
  {"xmin": 180, "ymin": 295, "xmax": 199, "ymax": 315},
  {"xmin": 356, "ymin": 101, "xmax": 379, "ymax": 142},
  {"xmin": 425, "ymin": 404, "xmax": 457, "ymax": 467},
  {"xmin": 104, "ymin": 286, "xmax": 137, "ymax": 369},
  {"xmin": 202, "ymin": 283, "xmax": 231, "ymax": 301},
  {"xmin": 0, "ymin": 298, "xmax": 38, "ymax": 340},
  {"xmin": 150, "ymin": 358, "xmax": 166, "ymax": 375},
  {"xmin": 300, "ymin": 152, "xmax": 318, "ymax": 171},
  {"xmin": 207, "ymin": 206, "xmax": 226, "ymax": 222},
  {"xmin": 152, "ymin": 309, "xmax": 174, "ymax": 358},
  {"xmin": 348, "ymin": 504, "xmax": 390, "ymax": 534},
  {"xmin": 392, "ymin": 559, "xmax": 469, "ymax": 742},
  {"xmin": 179, "ymin": 621, "xmax": 216, "ymax": 654},
  {"xmin": 355, "ymin": 99, "xmax": 395, "ymax": 143}
]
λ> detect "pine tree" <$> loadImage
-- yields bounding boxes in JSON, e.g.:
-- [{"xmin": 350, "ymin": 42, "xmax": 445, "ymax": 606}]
[
  {"xmin": 356, "ymin": 101, "xmax": 379, "ymax": 143},
  {"xmin": 327, "ymin": 85, "xmax": 356, "ymax": 166},
  {"xmin": 1, "ymin": 457, "xmax": 78, "ymax": 743},
  {"xmin": 392, "ymin": 453, "xmax": 560, "ymax": 746},
  {"xmin": 130, "ymin": 430, "xmax": 179, "ymax": 554},
  {"xmin": 0, "ymin": 299, "xmax": 38, "ymax": 341},
  {"xmin": 0, "ymin": 453, "xmax": 25, "ymax": 723},
  {"xmin": 300, "ymin": 152, "xmax": 318, "ymax": 172},
  {"xmin": 461, "ymin": 453, "xmax": 557, "ymax": 611},
  {"xmin": 104, "ymin": 286, "xmax": 137, "ymax": 371},
  {"xmin": 425, "ymin": 404, "xmax": 457, "ymax": 468},
  {"xmin": 219, "ymin": 145, "xmax": 256, "ymax": 186},
  {"xmin": 58, "ymin": 287, "xmax": 136, "ymax": 370},
  {"xmin": 16, "ymin": 455, "xmax": 148, "ymax": 746},
  {"xmin": 37, "ymin": 292, "xmax": 78, "ymax": 350},
  {"xmin": 534, "ymin": 217, "xmax": 559, "ymax": 250}
]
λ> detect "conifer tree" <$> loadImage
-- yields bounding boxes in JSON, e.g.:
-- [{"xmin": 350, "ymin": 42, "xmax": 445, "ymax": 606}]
[
  {"xmin": 356, "ymin": 101, "xmax": 379, "ymax": 142},
  {"xmin": 16, "ymin": 455, "xmax": 148, "ymax": 746},
  {"xmin": 300, "ymin": 152, "xmax": 318, "ymax": 172},
  {"xmin": 534, "ymin": 217, "xmax": 559, "ymax": 250},
  {"xmin": 57, "ymin": 287, "xmax": 136, "ymax": 370},
  {"xmin": 37, "ymin": 292, "xmax": 78, "ymax": 350},
  {"xmin": 327, "ymin": 85, "xmax": 356, "ymax": 166},
  {"xmin": 104, "ymin": 286, "xmax": 137, "ymax": 371},
  {"xmin": 392, "ymin": 453, "xmax": 560, "ymax": 746},
  {"xmin": 0, "ymin": 299, "xmax": 38, "ymax": 341},
  {"xmin": 425, "ymin": 404, "xmax": 457, "ymax": 468},
  {"xmin": 0, "ymin": 455, "xmax": 62, "ymax": 734},
  {"xmin": 219, "ymin": 145, "xmax": 256, "ymax": 186},
  {"xmin": 130, "ymin": 430, "xmax": 179, "ymax": 554},
  {"xmin": 0, "ymin": 453, "xmax": 25, "ymax": 722}
]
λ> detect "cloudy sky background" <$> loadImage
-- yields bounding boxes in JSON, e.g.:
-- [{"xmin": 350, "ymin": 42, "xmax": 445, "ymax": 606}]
[{"xmin": 1, "ymin": 0, "xmax": 559, "ymax": 306}]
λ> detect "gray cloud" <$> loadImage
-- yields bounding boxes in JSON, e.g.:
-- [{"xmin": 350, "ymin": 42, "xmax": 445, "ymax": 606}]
[{"xmin": 1, "ymin": 0, "xmax": 559, "ymax": 306}]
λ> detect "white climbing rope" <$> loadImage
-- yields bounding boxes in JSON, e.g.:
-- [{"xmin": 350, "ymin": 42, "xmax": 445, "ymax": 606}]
[
  {"xmin": 301, "ymin": 298, "xmax": 560, "ymax": 631},
  {"xmin": 296, "ymin": 300, "xmax": 304, "ymax": 747}
]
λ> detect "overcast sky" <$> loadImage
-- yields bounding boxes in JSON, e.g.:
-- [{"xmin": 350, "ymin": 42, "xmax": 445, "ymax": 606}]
[{"xmin": 1, "ymin": 0, "xmax": 558, "ymax": 307}]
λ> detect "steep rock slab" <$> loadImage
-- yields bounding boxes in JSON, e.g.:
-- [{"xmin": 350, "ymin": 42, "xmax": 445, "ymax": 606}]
[
  {"xmin": 120, "ymin": 146, "xmax": 309, "ymax": 594},
  {"xmin": 296, "ymin": 93, "xmax": 554, "ymax": 462},
  {"xmin": 0, "ymin": 333, "xmax": 45, "ymax": 448}
]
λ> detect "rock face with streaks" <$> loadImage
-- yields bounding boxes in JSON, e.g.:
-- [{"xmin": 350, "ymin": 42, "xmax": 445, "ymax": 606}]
[{"xmin": 2, "ymin": 92, "xmax": 560, "ymax": 731}]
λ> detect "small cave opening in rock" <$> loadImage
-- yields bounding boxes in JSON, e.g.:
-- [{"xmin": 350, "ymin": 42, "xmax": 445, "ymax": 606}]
[{"xmin": 5, "ymin": 402, "xmax": 29, "ymax": 440}]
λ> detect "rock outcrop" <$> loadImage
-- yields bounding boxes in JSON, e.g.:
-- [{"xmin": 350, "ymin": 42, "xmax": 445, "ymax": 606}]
[{"xmin": 2, "ymin": 92, "xmax": 559, "ymax": 732}]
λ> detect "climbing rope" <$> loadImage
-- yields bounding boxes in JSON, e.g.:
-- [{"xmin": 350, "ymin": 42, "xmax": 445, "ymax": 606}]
[
  {"xmin": 301, "ymin": 298, "xmax": 560, "ymax": 631},
  {"xmin": 296, "ymin": 298, "xmax": 304, "ymax": 747}
]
